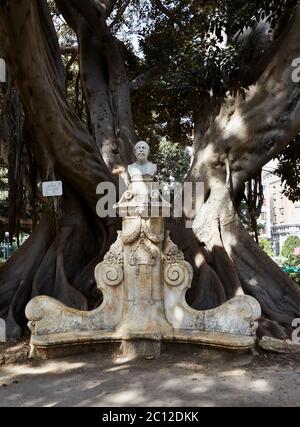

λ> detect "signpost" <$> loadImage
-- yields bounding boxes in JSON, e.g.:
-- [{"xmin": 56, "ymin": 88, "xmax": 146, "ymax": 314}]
[
  {"xmin": 42, "ymin": 181, "xmax": 63, "ymax": 197},
  {"xmin": 42, "ymin": 181, "xmax": 63, "ymax": 232}
]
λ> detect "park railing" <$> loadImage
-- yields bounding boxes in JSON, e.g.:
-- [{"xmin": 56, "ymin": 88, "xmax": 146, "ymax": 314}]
[{"xmin": 283, "ymin": 266, "xmax": 300, "ymax": 273}]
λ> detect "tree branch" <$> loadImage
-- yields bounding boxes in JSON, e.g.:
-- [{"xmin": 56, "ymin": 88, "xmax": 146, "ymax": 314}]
[
  {"xmin": 60, "ymin": 45, "xmax": 78, "ymax": 55},
  {"xmin": 65, "ymin": 0, "xmax": 117, "ymax": 27},
  {"xmin": 153, "ymin": 0, "xmax": 185, "ymax": 30},
  {"xmin": 190, "ymin": 5, "xmax": 300, "ymax": 196},
  {"xmin": 130, "ymin": 67, "xmax": 158, "ymax": 92},
  {"xmin": 54, "ymin": 0, "xmax": 80, "ymax": 33},
  {"xmin": 57, "ymin": 0, "xmax": 135, "ymax": 167},
  {"xmin": 109, "ymin": 0, "xmax": 130, "ymax": 29}
]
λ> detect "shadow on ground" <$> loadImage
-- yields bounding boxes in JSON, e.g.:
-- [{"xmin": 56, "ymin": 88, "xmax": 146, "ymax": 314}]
[{"xmin": 0, "ymin": 349, "xmax": 299, "ymax": 407}]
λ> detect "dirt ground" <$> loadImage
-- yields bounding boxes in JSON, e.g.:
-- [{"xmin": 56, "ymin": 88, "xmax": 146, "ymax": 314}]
[{"xmin": 0, "ymin": 342, "xmax": 299, "ymax": 407}]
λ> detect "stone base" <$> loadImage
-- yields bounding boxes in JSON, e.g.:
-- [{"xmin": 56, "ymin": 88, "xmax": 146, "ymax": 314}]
[
  {"xmin": 29, "ymin": 329, "xmax": 256, "ymax": 360},
  {"xmin": 120, "ymin": 340, "xmax": 162, "ymax": 358},
  {"xmin": 25, "ymin": 218, "xmax": 261, "ymax": 361}
]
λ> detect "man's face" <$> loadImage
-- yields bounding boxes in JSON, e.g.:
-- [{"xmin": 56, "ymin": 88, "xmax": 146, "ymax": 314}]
[{"xmin": 135, "ymin": 142, "xmax": 149, "ymax": 161}]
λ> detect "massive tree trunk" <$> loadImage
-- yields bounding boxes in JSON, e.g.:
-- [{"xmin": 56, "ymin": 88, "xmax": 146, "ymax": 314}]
[
  {"xmin": 0, "ymin": 0, "xmax": 299, "ymax": 340},
  {"xmin": 185, "ymin": 7, "xmax": 300, "ymax": 338},
  {"xmin": 0, "ymin": 0, "xmax": 121, "ymax": 338}
]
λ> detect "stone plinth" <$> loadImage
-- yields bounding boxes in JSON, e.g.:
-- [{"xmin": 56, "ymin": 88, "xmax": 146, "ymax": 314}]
[
  {"xmin": 26, "ymin": 216, "xmax": 261, "ymax": 358},
  {"xmin": 26, "ymin": 144, "xmax": 261, "ymax": 359}
]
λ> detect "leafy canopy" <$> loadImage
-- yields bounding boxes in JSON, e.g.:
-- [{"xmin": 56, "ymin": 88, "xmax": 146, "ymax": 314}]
[{"xmin": 97, "ymin": 0, "xmax": 295, "ymax": 151}]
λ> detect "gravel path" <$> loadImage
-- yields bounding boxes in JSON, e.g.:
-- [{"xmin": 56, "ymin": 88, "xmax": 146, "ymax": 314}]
[{"xmin": 0, "ymin": 350, "xmax": 299, "ymax": 407}]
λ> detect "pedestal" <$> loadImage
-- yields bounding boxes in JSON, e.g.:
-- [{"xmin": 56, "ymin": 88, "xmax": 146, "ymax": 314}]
[{"xmin": 26, "ymin": 211, "xmax": 261, "ymax": 359}]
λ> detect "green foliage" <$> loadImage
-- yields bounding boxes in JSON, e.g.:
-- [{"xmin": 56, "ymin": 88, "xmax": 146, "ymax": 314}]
[
  {"xmin": 47, "ymin": 0, "xmax": 299, "ymax": 155},
  {"xmin": 259, "ymin": 238, "xmax": 274, "ymax": 257},
  {"xmin": 152, "ymin": 138, "xmax": 191, "ymax": 183},
  {"xmin": 238, "ymin": 198, "xmax": 264, "ymax": 237},
  {"xmin": 281, "ymin": 236, "xmax": 300, "ymax": 267},
  {"xmin": 128, "ymin": 0, "xmax": 298, "ymax": 146}
]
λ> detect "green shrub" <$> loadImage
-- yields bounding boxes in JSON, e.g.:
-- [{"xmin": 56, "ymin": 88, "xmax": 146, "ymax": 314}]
[
  {"xmin": 259, "ymin": 238, "xmax": 274, "ymax": 257},
  {"xmin": 281, "ymin": 236, "xmax": 300, "ymax": 266}
]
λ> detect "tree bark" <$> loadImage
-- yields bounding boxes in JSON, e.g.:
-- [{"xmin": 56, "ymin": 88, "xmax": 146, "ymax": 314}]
[
  {"xmin": 0, "ymin": 0, "xmax": 117, "ymax": 338},
  {"xmin": 188, "ymin": 7, "xmax": 300, "ymax": 337}
]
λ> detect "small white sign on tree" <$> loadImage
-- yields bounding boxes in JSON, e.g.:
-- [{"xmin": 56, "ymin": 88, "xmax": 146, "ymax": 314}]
[
  {"xmin": 0, "ymin": 59, "xmax": 6, "ymax": 83},
  {"xmin": 42, "ymin": 181, "xmax": 63, "ymax": 197}
]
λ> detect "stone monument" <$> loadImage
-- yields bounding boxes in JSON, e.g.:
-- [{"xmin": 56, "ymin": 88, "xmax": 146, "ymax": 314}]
[{"xmin": 26, "ymin": 141, "xmax": 261, "ymax": 359}]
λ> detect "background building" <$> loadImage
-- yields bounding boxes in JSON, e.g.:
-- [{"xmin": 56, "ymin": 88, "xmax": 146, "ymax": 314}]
[{"xmin": 261, "ymin": 161, "xmax": 300, "ymax": 255}]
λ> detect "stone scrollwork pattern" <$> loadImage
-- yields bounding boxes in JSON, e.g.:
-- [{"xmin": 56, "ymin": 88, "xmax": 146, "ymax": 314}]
[
  {"xmin": 163, "ymin": 232, "xmax": 261, "ymax": 337},
  {"xmin": 164, "ymin": 264, "xmax": 191, "ymax": 288},
  {"xmin": 102, "ymin": 231, "xmax": 124, "ymax": 266},
  {"xmin": 96, "ymin": 231, "xmax": 124, "ymax": 288},
  {"xmin": 232, "ymin": 295, "xmax": 261, "ymax": 336},
  {"xmin": 95, "ymin": 231, "xmax": 124, "ymax": 292},
  {"xmin": 163, "ymin": 231, "xmax": 192, "ymax": 288},
  {"xmin": 98, "ymin": 265, "xmax": 124, "ymax": 287},
  {"xmin": 26, "ymin": 233, "xmax": 126, "ymax": 337},
  {"xmin": 163, "ymin": 231, "xmax": 185, "ymax": 263},
  {"xmin": 25, "ymin": 296, "xmax": 105, "ymax": 337},
  {"xmin": 94, "ymin": 231, "xmax": 125, "ymax": 329}
]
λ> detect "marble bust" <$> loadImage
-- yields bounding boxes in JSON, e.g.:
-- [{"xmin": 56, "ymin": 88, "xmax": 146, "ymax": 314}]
[
  {"xmin": 128, "ymin": 141, "xmax": 157, "ymax": 181},
  {"xmin": 114, "ymin": 141, "xmax": 159, "ymax": 216}
]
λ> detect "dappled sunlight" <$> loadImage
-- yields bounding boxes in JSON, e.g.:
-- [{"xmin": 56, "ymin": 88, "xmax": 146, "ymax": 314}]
[
  {"xmin": 189, "ymin": 379, "xmax": 216, "ymax": 394},
  {"xmin": 251, "ymin": 379, "xmax": 272, "ymax": 393},
  {"xmin": 219, "ymin": 368, "xmax": 247, "ymax": 377},
  {"xmin": 174, "ymin": 361, "xmax": 205, "ymax": 371},
  {"xmin": 113, "ymin": 356, "xmax": 134, "ymax": 365},
  {"xmin": 174, "ymin": 306, "xmax": 184, "ymax": 323},
  {"xmin": 104, "ymin": 390, "xmax": 144, "ymax": 406},
  {"xmin": 43, "ymin": 402, "xmax": 60, "ymax": 407},
  {"xmin": 218, "ymin": 110, "xmax": 248, "ymax": 141},
  {"xmin": 105, "ymin": 364, "xmax": 131, "ymax": 373},
  {"xmin": 0, "ymin": 360, "xmax": 86, "ymax": 385},
  {"xmin": 160, "ymin": 378, "xmax": 186, "ymax": 390},
  {"xmin": 0, "ymin": 352, "xmax": 298, "ymax": 407},
  {"xmin": 249, "ymin": 278, "xmax": 259, "ymax": 287},
  {"xmin": 194, "ymin": 252, "xmax": 206, "ymax": 269}
]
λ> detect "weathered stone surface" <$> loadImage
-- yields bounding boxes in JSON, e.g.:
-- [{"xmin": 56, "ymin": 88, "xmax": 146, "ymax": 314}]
[
  {"xmin": 121, "ymin": 340, "xmax": 161, "ymax": 358},
  {"xmin": 163, "ymin": 233, "xmax": 260, "ymax": 337},
  {"xmin": 26, "ymin": 146, "xmax": 262, "ymax": 358},
  {"xmin": 25, "ymin": 232, "xmax": 124, "ymax": 337},
  {"xmin": 259, "ymin": 336, "xmax": 300, "ymax": 354}
]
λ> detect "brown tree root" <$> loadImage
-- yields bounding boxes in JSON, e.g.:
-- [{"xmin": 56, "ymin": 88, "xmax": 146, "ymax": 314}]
[{"xmin": 0, "ymin": 190, "xmax": 116, "ymax": 340}]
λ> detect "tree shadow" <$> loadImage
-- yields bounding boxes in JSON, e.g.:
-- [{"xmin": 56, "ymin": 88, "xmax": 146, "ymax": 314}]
[{"xmin": 0, "ymin": 351, "xmax": 299, "ymax": 407}]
